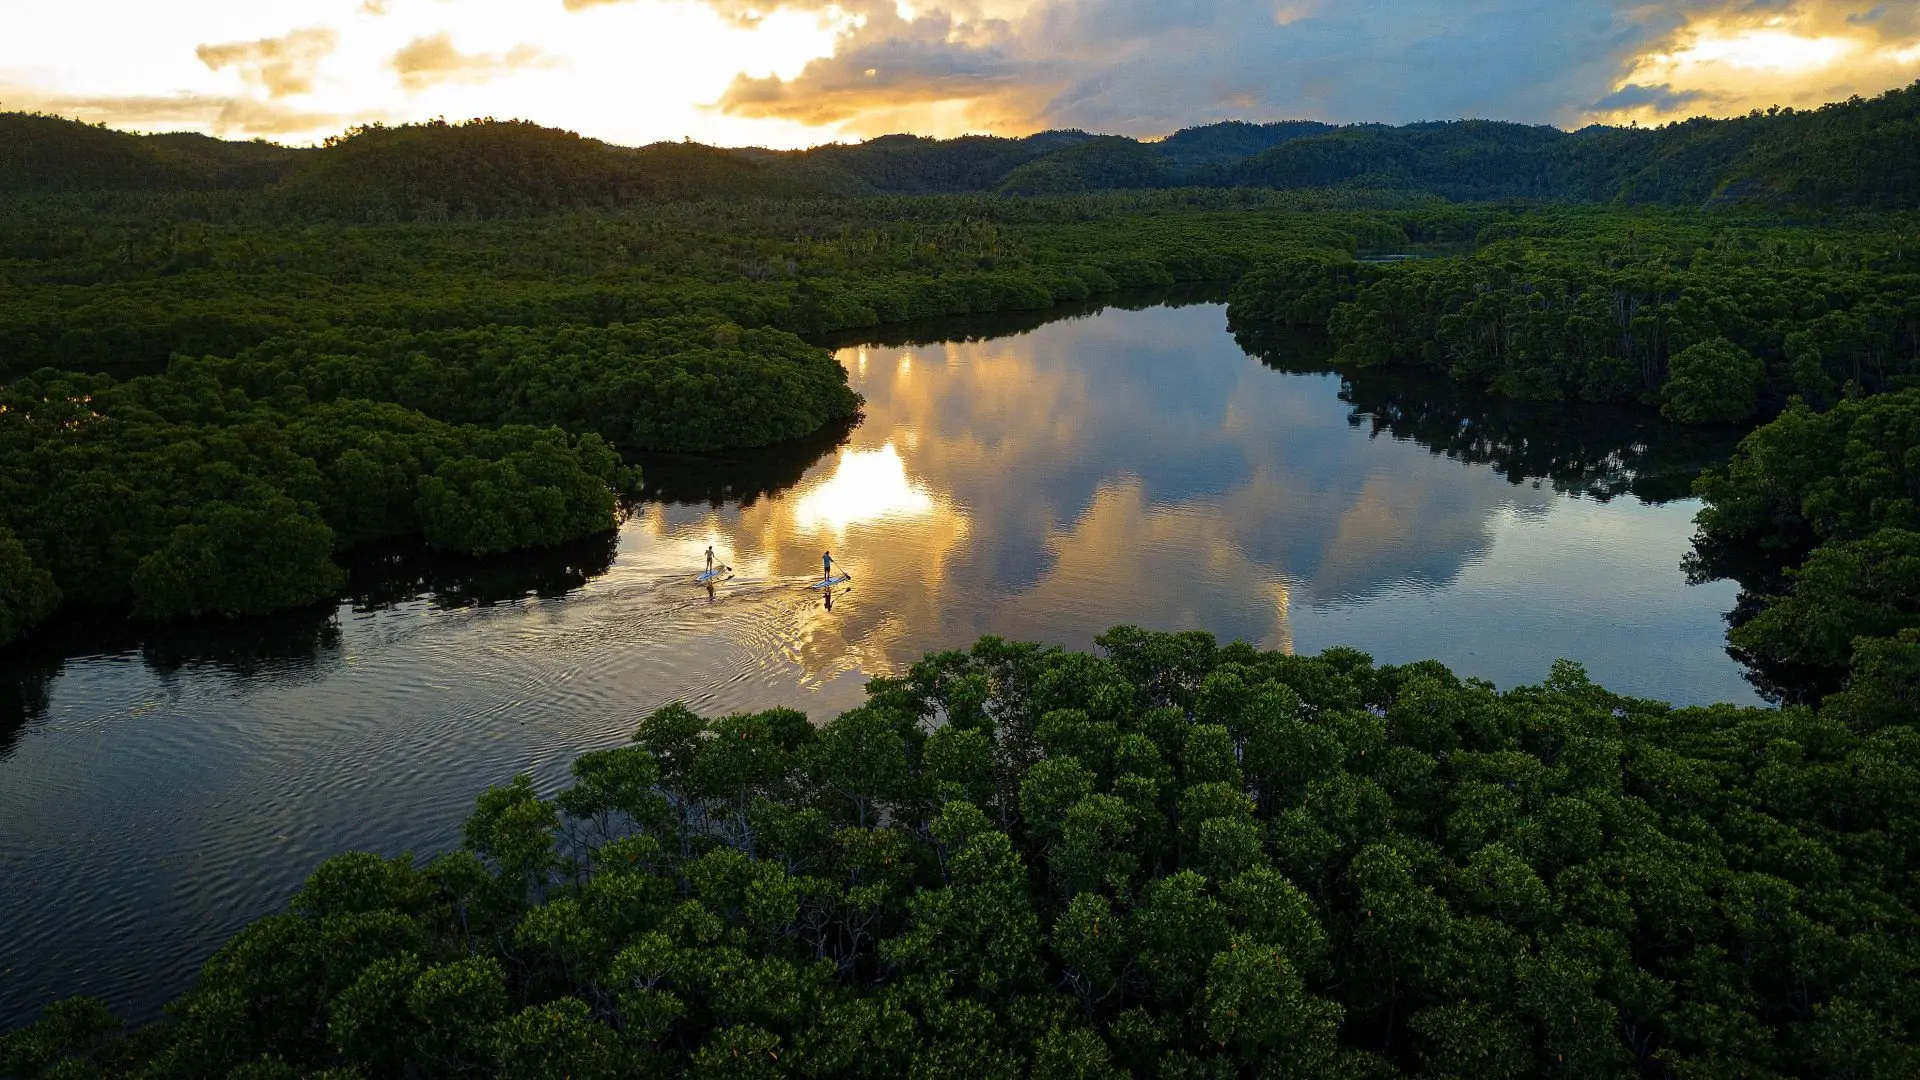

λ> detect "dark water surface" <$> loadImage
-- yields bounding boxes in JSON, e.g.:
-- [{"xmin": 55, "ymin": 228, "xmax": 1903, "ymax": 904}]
[{"xmin": 0, "ymin": 298, "xmax": 1757, "ymax": 1028}]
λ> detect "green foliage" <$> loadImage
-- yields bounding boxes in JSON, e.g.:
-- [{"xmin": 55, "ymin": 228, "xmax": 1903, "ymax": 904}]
[
  {"xmin": 1690, "ymin": 387, "xmax": 1920, "ymax": 702},
  {"xmin": 751, "ymin": 130, "xmax": 1103, "ymax": 196},
  {"xmin": 0, "ymin": 149, "xmax": 1404, "ymax": 652},
  {"xmin": 1216, "ymin": 84, "xmax": 1920, "ymax": 208},
  {"xmin": 997, "ymin": 139, "xmax": 1172, "ymax": 196},
  {"xmin": 8, "ymin": 86, "xmax": 1920, "ymax": 1078},
  {"xmin": 415, "ymin": 433, "xmax": 620, "ymax": 555},
  {"xmin": 1661, "ymin": 337, "xmax": 1764, "ymax": 424},
  {"xmin": 490, "ymin": 998, "xmax": 618, "ymax": 1080},
  {"xmin": 1821, "ymin": 629, "xmax": 1920, "ymax": 732},
  {"xmin": 17, "ymin": 629, "xmax": 1913, "ymax": 1078},
  {"xmin": 129, "ymin": 499, "xmax": 344, "ymax": 619},
  {"xmin": 211, "ymin": 319, "xmax": 860, "ymax": 453},
  {"xmin": 275, "ymin": 120, "xmax": 816, "ymax": 220},
  {"xmin": 0, "ymin": 527, "xmax": 60, "ymax": 648},
  {"xmin": 0, "ymin": 113, "xmax": 296, "ymax": 194},
  {"xmin": 1730, "ymin": 528, "xmax": 1920, "ymax": 672},
  {"xmin": 0, "ymin": 998, "xmax": 120, "ymax": 1078},
  {"xmin": 1408, "ymin": 1001, "xmax": 1530, "ymax": 1080},
  {"xmin": 1227, "ymin": 217, "xmax": 1920, "ymax": 416},
  {"xmin": 1155, "ymin": 121, "xmax": 1334, "ymax": 170},
  {"xmin": 0, "ymin": 370, "xmax": 635, "ymax": 620}
]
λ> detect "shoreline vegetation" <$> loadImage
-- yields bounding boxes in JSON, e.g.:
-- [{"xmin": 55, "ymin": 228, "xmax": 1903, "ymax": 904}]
[
  {"xmin": 3, "ymin": 84, "xmax": 1919, "ymax": 1072},
  {"xmin": 5, "ymin": 629, "xmax": 1916, "ymax": 1078}
]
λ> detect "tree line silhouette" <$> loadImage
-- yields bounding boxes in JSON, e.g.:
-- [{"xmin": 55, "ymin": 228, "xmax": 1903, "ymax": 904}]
[{"xmin": 4, "ymin": 80, "xmax": 1917, "ymax": 211}]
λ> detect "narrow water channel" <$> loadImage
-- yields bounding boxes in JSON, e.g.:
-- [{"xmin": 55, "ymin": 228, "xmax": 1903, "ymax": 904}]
[{"xmin": 0, "ymin": 297, "xmax": 1755, "ymax": 1027}]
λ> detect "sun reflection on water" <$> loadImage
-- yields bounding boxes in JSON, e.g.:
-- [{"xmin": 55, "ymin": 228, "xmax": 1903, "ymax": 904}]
[{"xmin": 790, "ymin": 443, "xmax": 938, "ymax": 540}]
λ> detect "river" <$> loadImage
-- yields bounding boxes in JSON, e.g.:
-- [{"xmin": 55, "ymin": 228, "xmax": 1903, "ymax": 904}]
[{"xmin": 0, "ymin": 295, "xmax": 1757, "ymax": 1028}]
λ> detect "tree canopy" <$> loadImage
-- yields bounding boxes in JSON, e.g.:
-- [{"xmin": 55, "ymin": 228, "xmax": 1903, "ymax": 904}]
[
  {"xmin": 0, "ymin": 184, "xmax": 1377, "ymax": 642},
  {"xmin": 1225, "ymin": 215, "xmax": 1920, "ymax": 416},
  {"xmin": 5, "ymin": 629, "xmax": 1915, "ymax": 1078},
  {"xmin": 1688, "ymin": 385, "xmax": 1920, "ymax": 709}
]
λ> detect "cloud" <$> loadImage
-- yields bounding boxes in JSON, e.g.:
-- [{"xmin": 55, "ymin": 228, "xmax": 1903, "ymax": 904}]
[
  {"xmin": 3, "ymin": 90, "xmax": 231, "ymax": 129},
  {"xmin": 700, "ymin": 0, "xmax": 882, "ymax": 24},
  {"xmin": 713, "ymin": 0, "xmax": 1676, "ymax": 136},
  {"xmin": 1, "ymin": 86, "xmax": 344, "ymax": 137},
  {"xmin": 1586, "ymin": 81, "xmax": 1712, "ymax": 114},
  {"xmin": 1044, "ymin": 0, "xmax": 1663, "ymax": 131},
  {"xmin": 196, "ymin": 28, "xmax": 339, "ymax": 98},
  {"xmin": 1588, "ymin": 0, "xmax": 1920, "ymax": 121},
  {"xmin": 720, "ymin": 8, "xmax": 1044, "ymax": 128},
  {"xmin": 706, "ymin": 0, "xmax": 1920, "ymax": 139},
  {"xmin": 13, "ymin": 0, "xmax": 1918, "ymax": 150},
  {"xmin": 389, "ymin": 33, "xmax": 554, "ymax": 91},
  {"xmin": 210, "ymin": 98, "xmax": 346, "ymax": 136}
]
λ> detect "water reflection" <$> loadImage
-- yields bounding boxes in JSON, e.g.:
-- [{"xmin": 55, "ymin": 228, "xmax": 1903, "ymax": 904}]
[
  {"xmin": 1236, "ymin": 323, "xmax": 1744, "ymax": 504},
  {"xmin": 639, "ymin": 300, "xmax": 1751, "ymax": 698},
  {"xmin": 632, "ymin": 415, "xmax": 855, "ymax": 508},
  {"xmin": 345, "ymin": 532, "xmax": 622, "ymax": 612},
  {"xmin": 813, "ymin": 281, "xmax": 1231, "ymax": 351},
  {"xmin": 5, "ymin": 601, "xmax": 343, "ymax": 690},
  {"xmin": 0, "ymin": 660, "xmax": 56, "ymax": 762},
  {"xmin": 791, "ymin": 444, "xmax": 942, "ymax": 538},
  {"xmin": 4, "ymin": 531, "xmax": 626, "ymax": 693},
  {"xmin": 0, "ymin": 298, "xmax": 1756, "ymax": 1031}
]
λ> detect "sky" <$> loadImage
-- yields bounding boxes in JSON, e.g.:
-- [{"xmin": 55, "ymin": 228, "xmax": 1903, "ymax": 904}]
[{"xmin": 2, "ymin": 0, "xmax": 1917, "ymax": 149}]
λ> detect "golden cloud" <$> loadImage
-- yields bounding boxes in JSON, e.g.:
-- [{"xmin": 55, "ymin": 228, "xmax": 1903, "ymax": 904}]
[
  {"xmin": 700, "ymin": 0, "xmax": 1919, "ymax": 140},
  {"xmin": 719, "ymin": 71, "xmax": 1051, "ymax": 136},
  {"xmin": 3, "ymin": 90, "xmax": 227, "ymax": 129},
  {"xmin": 698, "ymin": 0, "xmax": 897, "ymax": 27},
  {"xmin": 716, "ymin": 6, "xmax": 1053, "ymax": 135},
  {"xmin": 211, "ymin": 98, "xmax": 346, "ymax": 137},
  {"xmin": 0, "ymin": 87, "xmax": 344, "ymax": 137},
  {"xmin": 389, "ymin": 33, "xmax": 554, "ymax": 92},
  {"xmin": 1590, "ymin": 1, "xmax": 1920, "ymax": 122},
  {"xmin": 196, "ymin": 28, "xmax": 339, "ymax": 99}
]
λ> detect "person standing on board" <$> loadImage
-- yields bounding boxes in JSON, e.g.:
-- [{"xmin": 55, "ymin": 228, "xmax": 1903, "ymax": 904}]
[
  {"xmin": 822, "ymin": 550, "xmax": 834, "ymax": 582},
  {"xmin": 706, "ymin": 545, "xmax": 716, "ymax": 573}
]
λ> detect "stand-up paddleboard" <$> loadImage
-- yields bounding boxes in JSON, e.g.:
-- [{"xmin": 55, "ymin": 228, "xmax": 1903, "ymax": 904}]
[
  {"xmin": 696, "ymin": 565, "xmax": 732, "ymax": 584},
  {"xmin": 810, "ymin": 573, "xmax": 852, "ymax": 589}
]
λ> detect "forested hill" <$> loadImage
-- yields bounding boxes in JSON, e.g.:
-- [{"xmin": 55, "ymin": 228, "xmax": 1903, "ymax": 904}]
[
  {"xmin": 0, "ymin": 113, "xmax": 306, "ymax": 192},
  {"xmin": 269, "ymin": 120, "xmax": 820, "ymax": 219},
  {"xmin": 0, "ymin": 116, "xmax": 817, "ymax": 212},
  {"xmin": 5, "ymin": 80, "xmax": 1916, "ymax": 212}
]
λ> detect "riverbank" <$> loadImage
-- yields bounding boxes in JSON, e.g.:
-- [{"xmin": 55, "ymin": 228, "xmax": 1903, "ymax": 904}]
[
  {"xmin": 0, "ymin": 298, "xmax": 1758, "ymax": 1030},
  {"xmin": 7, "ymin": 624, "xmax": 1911, "ymax": 1077}
]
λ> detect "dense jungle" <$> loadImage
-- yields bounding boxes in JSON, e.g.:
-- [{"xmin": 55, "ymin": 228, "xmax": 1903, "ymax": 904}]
[
  {"xmin": 6, "ymin": 631, "xmax": 1918, "ymax": 1079},
  {"xmin": 2, "ymin": 80, "xmax": 1919, "ymax": 1078}
]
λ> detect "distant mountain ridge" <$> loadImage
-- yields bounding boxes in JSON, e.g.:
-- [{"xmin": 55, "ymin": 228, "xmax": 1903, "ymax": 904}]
[{"xmin": 4, "ymin": 80, "xmax": 1915, "ymax": 212}]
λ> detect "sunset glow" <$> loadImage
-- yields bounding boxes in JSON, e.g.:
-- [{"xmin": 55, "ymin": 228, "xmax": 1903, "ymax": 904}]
[
  {"xmin": 1674, "ymin": 30, "xmax": 1854, "ymax": 73},
  {"xmin": 1595, "ymin": 11, "xmax": 1920, "ymax": 125},
  {"xmin": 2, "ymin": 0, "xmax": 1916, "ymax": 145},
  {"xmin": 791, "ymin": 444, "xmax": 939, "ymax": 539}
]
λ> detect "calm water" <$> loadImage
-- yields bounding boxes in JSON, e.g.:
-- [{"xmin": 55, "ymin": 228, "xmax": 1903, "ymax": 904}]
[{"xmin": 0, "ymin": 298, "xmax": 1757, "ymax": 1028}]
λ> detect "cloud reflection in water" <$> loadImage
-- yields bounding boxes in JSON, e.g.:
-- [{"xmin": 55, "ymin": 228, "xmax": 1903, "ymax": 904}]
[
  {"xmin": 0, "ymin": 298, "xmax": 1757, "ymax": 1033},
  {"xmin": 634, "ymin": 300, "xmax": 1747, "ymax": 705}
]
